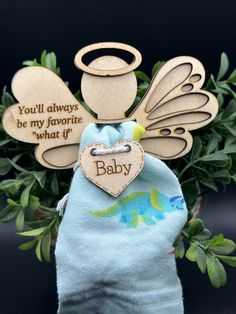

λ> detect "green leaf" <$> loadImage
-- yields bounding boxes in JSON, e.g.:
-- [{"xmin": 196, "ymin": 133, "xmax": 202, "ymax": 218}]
[
  {"xmin": 219, "ymin": 83, "xmax": 236, "ymax": 98},
  {"xmin": 151, "ymin": 61, "xmax": 165, "ymax": 77},
  {"xmin": 28, "ymin": 195, "xmax": 40, "ymax": 211},
  {"xmin": 192, "ymin": 228, "xmax": 212, "ymax": 241},
  {"xmin": 138, "ymin": 81, "xmax": 149, "ymax": 89},
  {"xmin": 26, "ymin": 218, "xmax": 52, "ymax": 228},
  {"xmin": 41, "ymin": 231, "xmax": 51, "ymax": 262},
  {"xmin": 192, "ymin": 165, "xmax": 210, "ymax": 177},
  {"xmin": 223, "ymin": 141, "xmax": 236, "ymax": 155},
  {"xmin": 45, "ymin": 52, "xmax": 58, "ymax": 74},
  {"xmin": 200, "ymin": 152, "xmax": 228, "ymax": 167},
  {"xmin": 7, "ymin": 198, "xmax": 18, "ymax": 206},
  {"xmin": 40, "ymin": 205, "xmax": 57, "ymax": 213},
  {"xmin": 186, "ymin": 242, "xmax": 198, "ymax": 262},
  {"xmin": 227, "ymin": 68, "xmax": 236, "ymax": 83},
  {"xmin": 217, "ymin": 255, "xmax": 236, "ymax": 267},
  {"xmin": 54, "ymin": 219, "xmax": 59, "ymax": 233},
  {"xmin": 190, "ymin": 136, "xmax": 202, "ymax": 161},
  {"xmin": 18, "ymin": 239, "xmax": 37, "ymax": 251},
  {"xmin": 1, "ymin": 87, "xmax": 15, "ymax": 107},
  {"xmin": 206, "ymin": 133, "xmax": 219, "ymax": 154},
  {"xmin": 209, "ymin": 239, "xmax": 236, "ymax": 255},
  {"xmin": 0, "ymin": 154, "xmax": 23, "ymax": 176},
  {"xmin": 7, "ymin": 158, "xmax": 27, "ymax": 172},
  {"xmin": 181, "ymin": 180, "xmax": 199, "ymax": 209},
  {"xmin": 208, "ymin": 74, "xmax": 224, "ymax": 94},
  {"xmin": 137, "ymin": 88, "xmax": 147, "ymax": 96},
  {"xmin": 232, "ymin": 174, "xmax": 236, "ymax": 183},
  {"xmin": 217, "ymin": 93, "xmax": 224, "ymax": 106},
  {"xmin": 40, "ymin": 50, "xmax": 47, "ymax": 66},
  {"xmin": 15, "ymin": 208, "xmax": 25, "ymax": 231},
  {"xmin": 226, "ymin": 156, "xmax": 233, "ymax": 171},
  {"xmin": 0, "ymin": 179, "xmax": 16, "ymax": 191},
  {"xmin": 0, "ymin": 205, "xmax": 14, "ymax": 220},
  {"xmin": 0, "ymin": 158, "xmax": 12, "ymax": 176},
  {"xmin": 224, "ymin": 124, "xmax": 236, "ymax": 137},
  {"xmin": 205, "ymin": 75, "xmax": 214, "ymax": 90},
  {"xmin": 196, "ymin": 246, "xmax": 207, "ymax": 273},
  {"xmin": 0, "ymin": 139, "xmax": 12, "ymax": 147},
  {"xmin": 20, "ymin": 180, "xmax": 35, "ymax": 208},
  {"xmin": 0, "ymin": 178, "xmax": 25, "ymax": 194},
  {"xmin": 135, "ymin": 71, "xmax": 150, "ymax": 83},
  {"xmin": 23, "ymin": 60, "xmax": 39, "ymax": 66},
  {"xmin": 188, "ymin": 218, "xmax": 204, "ymax": 238},
  {"xmin": 51, "ymin": 172, "xmax": 59, "ymax": 195},
  {"xmin": 16, "ymin": 173, "xmax": 33, "ymax": 186},
  {"xmin": 207, "ymin": 255, "xmax": 227, "ymax": 288},
  {"xmin": 212, "ymin": 170, "xmax": 231, "ymax": 184},
  {"xmin": 174, "ymin": 236, "xmax": 185, "ymax": 258},
  {"xmin": 32, "ymin": 171, "xmax": 46, "ymax": 188},
  {"xmin": 222, "ymin": 99, "xmax": 236, "ymax": 118},
  {"xmin": 15, "ymin": 179, "xmax": 26, "ymax": 191},
  {"xmin": 199, "ymin": 176, "xmax": 218, "ymax": 192},
  {"xmin": 207, "ymin": 233, "xmax": 224, "ymax": 248},
  {"xmin": 74, "ymin": 90, "xmax": 83, "ymax": 102},
  {"xmin": 0, "ymin": 205, "xmax": 18, "ymax": 221},
  {"xmin": 18, "ymin": 226, "xmax": 47, "ymax": 237},
  {"xmin": 217, "ymin": 52, "xmax": 229, "ymax": 80},
  {"xmin": 36, "ymin": 240, "xmax": 42, "ymax": 262}
]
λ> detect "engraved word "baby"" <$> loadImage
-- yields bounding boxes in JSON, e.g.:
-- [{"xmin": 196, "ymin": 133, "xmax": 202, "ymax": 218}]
[{"xmin": 95, "ymin": 159, "xmax": 132, "ymax": 176}]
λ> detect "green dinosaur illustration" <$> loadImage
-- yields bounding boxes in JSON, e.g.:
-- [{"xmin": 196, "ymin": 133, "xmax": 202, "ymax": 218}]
[{"xmin": 91, "ymin": 189, "xmax": 185, "ymax": 228}]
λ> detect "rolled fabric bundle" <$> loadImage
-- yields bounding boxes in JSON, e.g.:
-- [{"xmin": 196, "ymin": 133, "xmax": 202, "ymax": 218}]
[{"xmin": 55, "ymin": 121, "xmax": 187, "ymax": 314}]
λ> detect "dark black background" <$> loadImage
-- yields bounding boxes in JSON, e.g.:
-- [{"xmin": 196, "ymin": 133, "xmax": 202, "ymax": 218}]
[
  {"xmin": 0, "ymin": 0, "xmax": 236, "ymax": 313},
  {"xmin": 0, "ymin": 0, "xmax": 236, "ymax": 91}
]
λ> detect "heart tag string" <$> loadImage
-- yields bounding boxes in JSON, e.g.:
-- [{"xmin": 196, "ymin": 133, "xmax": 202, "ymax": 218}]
[{"xmin": 74, "ymin": 144, "xmax": 131, "ymax": 172}]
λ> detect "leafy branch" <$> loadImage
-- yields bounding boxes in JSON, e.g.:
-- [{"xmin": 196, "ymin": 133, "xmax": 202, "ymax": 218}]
[
  {"xmin": 22, "ymin": 50, "xmax": 61, "ymax": 76},
  {"xmin": 175, "ymin": 215, "xmax": 236, "ymax": 288},
  {"xmin": 134, "ymin": 53, "xmax": 236, "ymax": 288}
]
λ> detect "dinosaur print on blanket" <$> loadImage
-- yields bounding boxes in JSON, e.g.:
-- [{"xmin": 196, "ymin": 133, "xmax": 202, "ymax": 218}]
[{"xmin": 91, "ymin": 189, "xmax": 185, "ymax": 228}]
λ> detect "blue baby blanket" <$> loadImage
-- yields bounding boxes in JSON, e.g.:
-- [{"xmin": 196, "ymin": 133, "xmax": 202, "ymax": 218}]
[{"xmin": 55, "ymin": 121, "xmax": 187, "ymax": 314}]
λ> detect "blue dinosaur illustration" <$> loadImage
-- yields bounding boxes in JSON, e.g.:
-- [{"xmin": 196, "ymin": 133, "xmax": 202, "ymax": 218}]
[{"xmin": 91, "ymin": 189, "xmax": 185, "ymax": 228}]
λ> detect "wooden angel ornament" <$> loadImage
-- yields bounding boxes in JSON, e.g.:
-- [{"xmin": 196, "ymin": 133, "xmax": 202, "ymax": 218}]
[
  {"xmin": 2, "ymin": 42, "xmax": 218, "ymax": 314},
  {"xmin": 3, "ymin": 42, "xmax": 218, "ymax": 169}
]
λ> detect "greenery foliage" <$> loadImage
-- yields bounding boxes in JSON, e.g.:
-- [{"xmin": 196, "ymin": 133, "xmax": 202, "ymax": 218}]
[{"xmin": 0, "ymin": 51, "xmax": 236, "ymax": 287}]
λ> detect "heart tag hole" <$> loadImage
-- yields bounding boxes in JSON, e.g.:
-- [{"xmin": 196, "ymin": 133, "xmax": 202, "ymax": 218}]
[
  {"xmin": 124, "ymin": 144, "xmax": 131, "ymax": 152},
  {"xmin": 90, "ymin": 144, "xmax": 132, "ymax": 157}
]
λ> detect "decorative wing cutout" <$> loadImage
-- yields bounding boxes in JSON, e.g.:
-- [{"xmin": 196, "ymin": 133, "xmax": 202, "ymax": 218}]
[
  {"xmin": 129, "ymin": 56, "xmax": 218, "ymax": 159},
  {"xmin": 2, "ymin": 66, "xmax": 96, "ymax": 168}
]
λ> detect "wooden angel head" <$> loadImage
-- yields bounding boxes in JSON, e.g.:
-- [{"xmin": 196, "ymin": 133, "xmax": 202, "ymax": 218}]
[
  {"xmin": 2, "ymin": 42, "xmax": 218, "ymax": 169},
  {"xmin": 76, "ymin": 42, "xmax": 142, "ymax": 120}
]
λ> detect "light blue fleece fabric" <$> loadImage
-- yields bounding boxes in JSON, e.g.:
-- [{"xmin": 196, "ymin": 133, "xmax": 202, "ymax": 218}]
[{"xmin": 55, "ymin": 121, "xmax": 188, "ymax": 314}]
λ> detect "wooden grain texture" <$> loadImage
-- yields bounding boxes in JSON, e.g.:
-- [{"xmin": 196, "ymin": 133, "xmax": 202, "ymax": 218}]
[
  {"xmin": 74, "ymin": 42, "xmax": 142, "ymax": 76},
  {"xmin": 79, "ymin": 140, "xmax": 144, "ymax": 197},
  {"xmin": 81, "ymin": 56, "xmax": 137, "ymax": 119}
]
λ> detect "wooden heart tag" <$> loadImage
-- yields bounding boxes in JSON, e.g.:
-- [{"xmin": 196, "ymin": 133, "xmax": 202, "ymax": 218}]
[{"xmin": 79, "ymin": 140, "xmax": 144, "ymax": 197}]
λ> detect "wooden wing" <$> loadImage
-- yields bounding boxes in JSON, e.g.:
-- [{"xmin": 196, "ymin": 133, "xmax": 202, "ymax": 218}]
[
  {"xmin": 2, "ymin": 66, "xmax": 96, "ymax": 168},
  {"xmin": 129, "ymin": 56, "xmax": 218, "ymax": 159}
]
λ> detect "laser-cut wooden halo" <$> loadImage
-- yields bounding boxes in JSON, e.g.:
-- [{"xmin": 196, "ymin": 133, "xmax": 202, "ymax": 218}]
[
  {"xmin": 2, "ymin": 42, "xmax": 219, "ymax": 169},
  {"xmin": 74, "ymin": 42, "xmax": 142, "ymax": 76}
]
